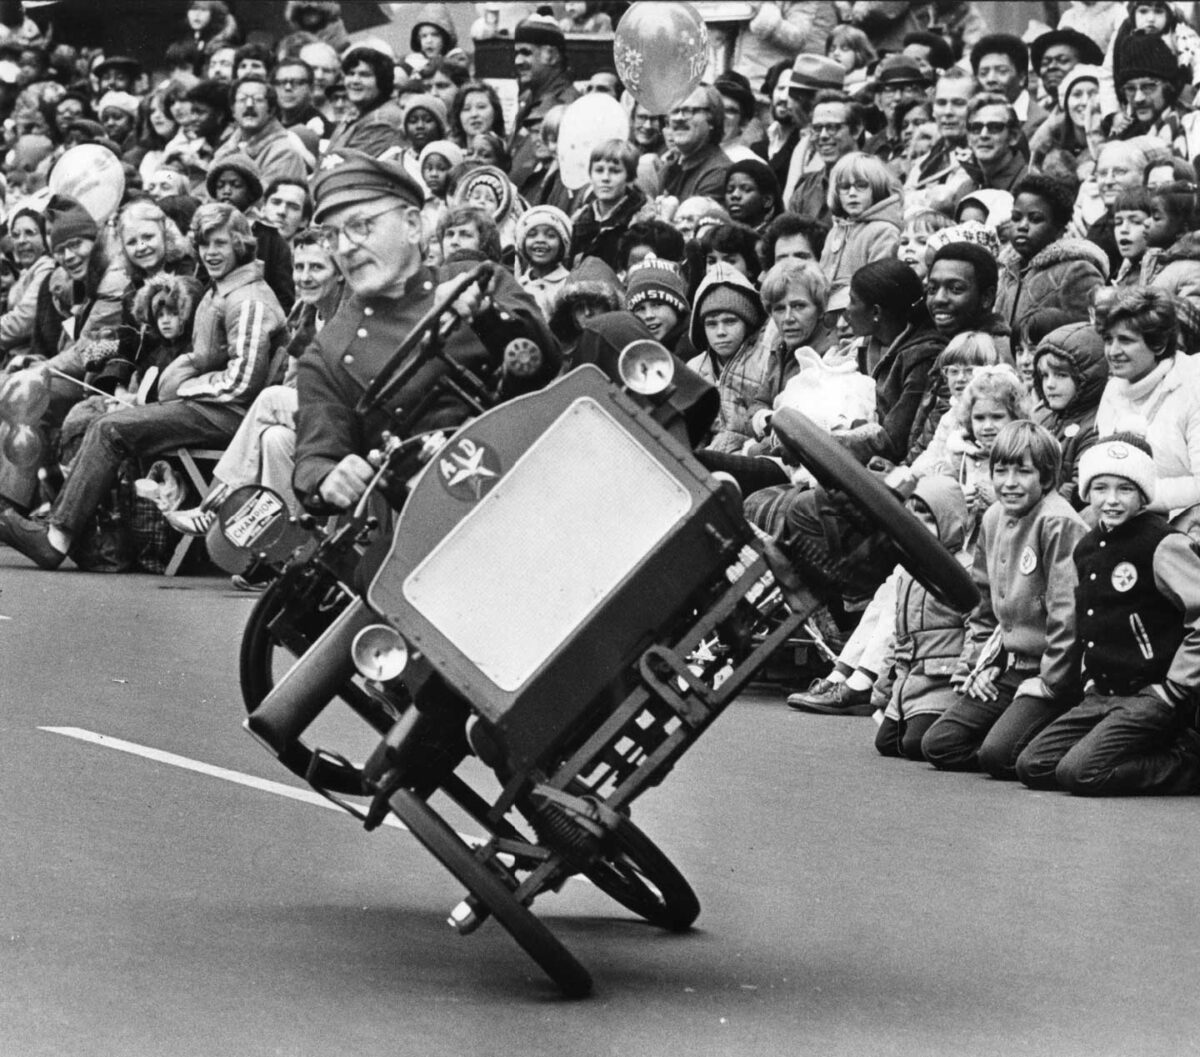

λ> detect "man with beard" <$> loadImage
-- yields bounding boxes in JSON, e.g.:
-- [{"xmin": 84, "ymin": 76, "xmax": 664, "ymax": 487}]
[
  {"xmin": 1110, "ymin": 33, "xmax": 1200, "ymax": 160},
  {"xmin": 508, "ymin": 13, "xmax": 578, "ymax": 190}
]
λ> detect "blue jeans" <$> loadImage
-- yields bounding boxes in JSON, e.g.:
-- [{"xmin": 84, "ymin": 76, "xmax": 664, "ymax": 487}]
[
  {"xmin": 51, "ymin": 400, "xmax": 240, "ymax": 539},
  {"xmin": 921, "ymin": 667, "xmax": 1068, "ymax": 780},
  {"xmin": 1016, "ymin": 690, "xmax": 1200, "ymax": 796}
]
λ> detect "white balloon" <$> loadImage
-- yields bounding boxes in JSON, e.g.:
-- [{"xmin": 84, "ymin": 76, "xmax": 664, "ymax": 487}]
[
  {"xmin": 49, "ymin": 145, "xmax": 126, "ymax": 224},
  {"xmin": 556, "ymin": 94, "xmax": 631, "ymax": 191}
]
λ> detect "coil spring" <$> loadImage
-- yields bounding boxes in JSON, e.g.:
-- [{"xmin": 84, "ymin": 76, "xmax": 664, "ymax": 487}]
[{"xmin": 525, "ymin": 795, "xmax": 599, "ymax": 865}]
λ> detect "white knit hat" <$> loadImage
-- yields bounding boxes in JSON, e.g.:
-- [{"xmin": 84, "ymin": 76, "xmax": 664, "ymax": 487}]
[
  {"xmin": 1079, "ymin": 434, "xmax": 1157, "ymax": 504},
  {"xmin": 514, "ymin": 205, "xmax": 572, "ymax": 262}
]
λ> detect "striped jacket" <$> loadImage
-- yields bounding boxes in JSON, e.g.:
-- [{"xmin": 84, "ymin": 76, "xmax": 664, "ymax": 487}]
[{"xmin": 177, "ymin": 261, "xmax": 285, "ymax": 410}]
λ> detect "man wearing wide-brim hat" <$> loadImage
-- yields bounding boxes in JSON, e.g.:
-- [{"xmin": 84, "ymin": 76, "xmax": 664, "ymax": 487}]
[
  {"xmin": 293, "ymin": 150, "xmax": 561, "ymax": 514},
  {"xmin": 1029, "ymin": 27, "xmax": 1103, "ymax": 111},
  {"xmin": 91, "ymin": 54, "xmax": 143, "ymax": 97},
  {"xmin": 781, "ymin": 53, "xmax": 845, "ymax": 203}
]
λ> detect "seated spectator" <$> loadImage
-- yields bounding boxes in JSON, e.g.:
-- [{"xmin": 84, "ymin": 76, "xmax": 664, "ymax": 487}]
[
  {"xmin": 787, "ymin": 90, "xmax": 866, "ymax": 228},
  {"xmin": 570, "ymin": 138, "xmax": 647, "ymax": 271},
  {"xmin": 206, "ymin": 153, "xmax": 295, "ymax": 310},
  {"xmin": 834, "ymin": 258, "xmax": 946, "ymax": 467},
  {"xmin": 994, "ymin": 173, "xmax": 1107, "ymax": 335},
  {"xmin": 908, "ymin": 330, "xmax": 1002, "ymax": 480},
  {"xmin": 453, "ymin": 165, "xmax": 519, "ymax": 263},
  {"xmin": 659, "ymin": 85, "xmax": 731, "ymax": 206},
  {"xmin": 672, "ymin": 196, "xmax": 730, "ymax": 245},
  {"xmin": 437, "ymin": 206, "xmax": 501, "ymax": 264},
  {"xmin": 897, "ymin": 208, "xmax": 952, "ymax": 280},
  {"xmin": 616, "ymin": 218, "xmax": 686, "ymax": 281},
  {"xmin": 166, "ymin": 227, "xmax": 344, "ymax": 542},
  {"xmin": 1094, "ymin": 287, "xmax": 1200, "ymax": 525},
  {"xmin": 826, "ymin": 23, "xmax": 876, "ymax": 95},
  {"xmin": 548, "ymin": 256, "xmax": 625, "ymax": 365},
  {"xmin": 0, "ymin": 206, "xmax": 53, "ymax": 367},
  {"xmin": 514, "ymin": 205, "xmax": 572, "ymax": 321},
  {"xmin": 1032, "ymin": 322, "xmax": 1108, "ymax": 510},
  {"xmin": 161, "ymin": 77, "xmax": 231, "ymax": 194},
  {"xmin": 262, "ymin": 175, "xmax": 312, "ymax": 243},
  {"xmin": 723, "ymin": 157, "xmax": 780, "ymax": 233},
  {"xmin": 1133, "ymin": 180, "xmax": 1200, "ymax": 350},
  {"xmin": 0, "ymin": 203, "xmax": 286, "ymax": 569},
  {"xmin": 762, "ymin": 212, "xmax": 828, "ymax": 268},
  {"xmin": 626, "ymin": 257, "xmax": 692, "ymax": 357},
  {"xmin": 687, "ymin": 263, "xmax": 767, "ymax": 453},
  {"xmin": 873, "ymin": 477, "xmax": 972, "ymax": 758},
  {"xmin": 819, "ymin": 151, "xmax": 902, "ymax": 290},
  {"xmin": 1029, "ymin": 62, "xmax": 1103, "ymax": 169},
  {"xmin": 699, "ymin": 222, "xmax": 761, "ymax": 284},
  {"xmin": 213, "ymin": 74, "xmax": 307, "ymax": 187},
  {"xmin": 922, "ymin": 421, "xmax": 1089, "ymax": 779},
  {"xmin": 1016, "ymin": 432, "xmax": 1200, "ymax": 796},
  {"xmin": 945, "ymin": 364, "xmax": 1032, "ymax": 545},
  {"xmin": 325, "ymin": 40, "xmax": 403, "ymax": 158}
]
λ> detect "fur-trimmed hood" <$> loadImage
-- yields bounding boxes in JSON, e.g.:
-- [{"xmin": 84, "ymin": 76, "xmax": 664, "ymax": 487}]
[
  {"xmin": 549, "ymin": 256, "xmax": 625, "ymax": 341},
  {"xmin": 1160, "ymin": 230, "xmax": 1200, "ymax": 264},
  {"xmin": 1003, "ymin": 236, "xmax": 1111, "ymax": 279},
  {"xmin": 132, "ymin": 272, "xmax": 205, "ymax": 330}
]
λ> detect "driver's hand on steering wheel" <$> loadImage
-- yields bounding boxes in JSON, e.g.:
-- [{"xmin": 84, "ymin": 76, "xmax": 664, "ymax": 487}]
[
  {"xmin": 318, "ymin": 454, "xmax": 375, "ymax": 509},
  {"xmin": 437, "ymin": 271, "xmax": 496, "ymax": 325}
]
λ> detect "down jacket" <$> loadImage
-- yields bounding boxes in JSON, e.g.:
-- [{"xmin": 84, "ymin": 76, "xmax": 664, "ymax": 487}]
[
  {"xmin": 993, "ymin": 238, "xmax": 1108, "ymax": 336},
  {"xmin": 874, "ymin": 475, "xmax": 971, "ymax": 720}
]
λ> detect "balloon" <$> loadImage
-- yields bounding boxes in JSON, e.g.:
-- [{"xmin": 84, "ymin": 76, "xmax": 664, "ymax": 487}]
[
  {"xmin": 613, "ymin": 1, "xmax": 709, "ymax": 116},
  {"xmin": 556, "ymin": 94, "xmax": 631, "ymax": 191},
  {"xmin": 0, "ymin": 368, "xmax": 49, "ymax": 425},
  {"xmin": 48, "ymin": 144, "xmax": 126, "ymax": 224},
  {"xmin": 1, "ymin": 422, "xmax": 42, "ymax": 469}
]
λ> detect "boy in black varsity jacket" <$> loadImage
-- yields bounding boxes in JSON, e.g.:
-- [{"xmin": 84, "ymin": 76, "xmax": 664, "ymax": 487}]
[{"xmin": 1016, "ymin": 433, "xmax": 1200, "ymax": 795}]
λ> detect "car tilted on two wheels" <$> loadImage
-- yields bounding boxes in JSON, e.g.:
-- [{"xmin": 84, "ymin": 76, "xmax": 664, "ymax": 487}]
[{"xmin": 230, "ymin": 287, "xmax": 976, "ymax": 996}]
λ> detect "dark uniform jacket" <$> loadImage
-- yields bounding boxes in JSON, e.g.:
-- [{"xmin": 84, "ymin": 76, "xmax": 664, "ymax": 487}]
[
  {"xmin": 293, "ymin": 261, "xmax": 560, "ymax": 511},
  {"xmin": 1071, "ymin": 514, "xmax": 1200, "ymax": 702}
]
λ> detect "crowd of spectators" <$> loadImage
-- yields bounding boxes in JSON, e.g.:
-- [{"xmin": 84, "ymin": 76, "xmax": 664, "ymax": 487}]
[{"xmin": 0, "ymin": 0, "xmax": 1197, "ymax": 797}]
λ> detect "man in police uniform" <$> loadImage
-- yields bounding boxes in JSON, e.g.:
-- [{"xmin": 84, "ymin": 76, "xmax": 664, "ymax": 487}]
[{"xmin": 294, "ymin": 149, "xmax": 560, "ymax": 513}]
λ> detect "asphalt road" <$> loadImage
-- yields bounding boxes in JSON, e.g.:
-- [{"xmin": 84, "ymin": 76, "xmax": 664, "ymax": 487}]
[{"xmin": 3, "ymin": 555, "xmax": 1200, "ymax": 1057}]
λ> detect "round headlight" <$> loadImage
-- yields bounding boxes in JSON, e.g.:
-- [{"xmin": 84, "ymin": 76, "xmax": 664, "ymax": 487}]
[
  {"xmin": 351, "ymin": 624, "xmax": 408, "ymax": 682},
  {"xmin": 617, "ymin": 339, "xmax": 675, "ymax": 396}
]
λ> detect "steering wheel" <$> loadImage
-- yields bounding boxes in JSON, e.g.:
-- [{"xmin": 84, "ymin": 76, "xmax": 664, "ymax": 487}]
[
  {"xmin": 356, "ymin": 262, "xmax": 493, "ymax": 418},
  {"xmin": 771, "ymin": 408, "xmax": 979, "ymax": 612}
]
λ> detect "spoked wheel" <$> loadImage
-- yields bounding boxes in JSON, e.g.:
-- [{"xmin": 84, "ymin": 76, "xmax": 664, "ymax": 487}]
[
  {"xmin": 583, "ymin": 816, "xmax": 700, "ymax": 932},
  {"xmin": 240, "ymin": 576, "xmax": 392, "ymax": 795},
  {"xmin": 772, "ymin": 408, "xmax": 980, "ymax": 611},
  {"xmin": 388, "ymin": 787, "xmax": 593, "ymax": 998}
]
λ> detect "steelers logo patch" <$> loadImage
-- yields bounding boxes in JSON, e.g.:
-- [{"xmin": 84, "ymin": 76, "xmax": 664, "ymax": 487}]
[
  {"xmin": 1112, "ymin": 561, "xmax": 1138, "ymax": 592},
  {"xmin": 1019, "ymin": 545, "xmax": 1037, "ymax": 575}
]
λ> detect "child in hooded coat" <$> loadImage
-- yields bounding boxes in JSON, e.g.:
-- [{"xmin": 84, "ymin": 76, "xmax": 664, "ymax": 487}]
[
  {"xmin": 874, "ymin": 476, "xmax": 972, "ymax": 761},
  {"xmin": 1031, "ymin": 322, "xmax": 1109, "ymax": 510},
  {"xmin": 687, "ymin": 264, "xmax": 768, "ymax": 453},
  {"xmin": 818, "ymin": 152, "xmax": 903, "ymax": 291}
]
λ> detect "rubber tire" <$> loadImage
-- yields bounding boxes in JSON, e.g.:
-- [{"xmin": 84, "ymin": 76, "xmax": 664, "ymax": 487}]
[
  {"xmin": 389, "ymin": 788, "xmax": 593, "ymax": 998},
  {"xmin": 583, "ymin": 816, "xmax": 700, "ymax": 932},
  {"xmin": 239, "ymin": 577, "xmax": 370, "ymax": 796},
  {"xmin": 771, "ymin": 407, "xmax": 979, "ymax": 612}
]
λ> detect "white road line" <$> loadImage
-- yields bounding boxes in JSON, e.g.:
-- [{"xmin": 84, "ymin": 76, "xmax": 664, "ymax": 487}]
[
  {"xmin": 39, "ymin": 726, "xmax": 588, "ymax": 885},
  {"xmin": 39, "ymin": 725, "xmax": 407, "ymax": 829}
]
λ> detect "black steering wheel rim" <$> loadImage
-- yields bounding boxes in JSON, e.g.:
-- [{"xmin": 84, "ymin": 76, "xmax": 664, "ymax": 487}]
[{"xmin": 771, "ymin": 408, "xmax": 980, "ymax": 612}]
